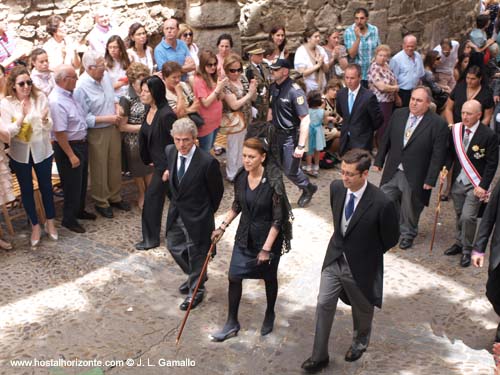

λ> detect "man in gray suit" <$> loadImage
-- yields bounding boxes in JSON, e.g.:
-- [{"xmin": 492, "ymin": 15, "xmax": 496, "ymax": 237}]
[{"xmin": 301, "ymin": 149, "xmax": 399, "ymax": 373}]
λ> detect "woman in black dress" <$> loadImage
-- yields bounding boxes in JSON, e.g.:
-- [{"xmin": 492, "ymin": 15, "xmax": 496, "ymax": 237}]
[
  {"xmin": 211, "ymin": 137, "xmax": 293, "ymax": 341},
  {"xmin": 135, "ymin": 76, "xmax": 176, "ymax": 250}
]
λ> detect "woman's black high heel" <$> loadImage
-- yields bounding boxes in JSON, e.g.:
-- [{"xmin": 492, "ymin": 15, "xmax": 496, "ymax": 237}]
[{"xmin": 211, "ymin": 322, "xmax": 240, "ymax": 342}]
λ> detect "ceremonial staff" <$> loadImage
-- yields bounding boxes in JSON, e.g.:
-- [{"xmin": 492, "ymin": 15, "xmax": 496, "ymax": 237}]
[
  {"xmin": 176, "ymin": 238, "xmax": 218, "ymax": 345},
  {"xmin": 429, "ymin": 167, "xmax": 447, "ymax": 254}
]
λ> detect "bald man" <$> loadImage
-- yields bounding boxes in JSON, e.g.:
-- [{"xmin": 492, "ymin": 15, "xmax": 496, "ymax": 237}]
[
  {"xmin": 442, "ymin": 100, "xmax": 498, "ymax": 267},
  {"xmin": 390, "ymin": 35, "xmax": 425, "ymax": 107},
  {"xmin": 49, "ymin": 65, "xmax": 95, "ymax": 233}
]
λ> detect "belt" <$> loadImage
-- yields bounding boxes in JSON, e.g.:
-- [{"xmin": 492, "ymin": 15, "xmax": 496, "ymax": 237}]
[{"xmin": 67, "ymin": 139, "xmax": 87, "ymax": 144}]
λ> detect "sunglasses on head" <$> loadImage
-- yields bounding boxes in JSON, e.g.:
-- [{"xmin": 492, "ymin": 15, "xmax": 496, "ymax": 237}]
[
  {"xmin": 16, "ymin": 80, "xmax": 33, "ymax": 87},
  {"xmin": 229, "ymin": 68, "xmax": 243, "ymax": 73},
  {"xmin": 183, "ymin": 32, "xmax": 193, "ymax": 37}
]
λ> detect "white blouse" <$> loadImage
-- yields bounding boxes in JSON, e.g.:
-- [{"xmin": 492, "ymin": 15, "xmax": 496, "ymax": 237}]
[
  {"xmin": 0, "ymin": 94, "xmax": 53, "ymax": 164},
  {"xmin": 127, "ymin": 47, "xmax": 154, "ymax": 73}
]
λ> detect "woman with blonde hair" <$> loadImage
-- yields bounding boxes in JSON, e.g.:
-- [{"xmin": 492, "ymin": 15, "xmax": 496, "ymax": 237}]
[{"xmin": 178, "ymin": 24, "xmax": 199, "ymax": 70}]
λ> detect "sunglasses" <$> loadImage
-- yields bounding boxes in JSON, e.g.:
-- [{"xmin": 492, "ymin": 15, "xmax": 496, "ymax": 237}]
[
  {"xmin": 436, "ymin": 56, "xmax": 441, "ymax": 60},
  {"xmin": 16, "ymin": 80, "xmax": 33, "ymax": 87},
  {"xmin": 206, "ymin": 62, "xmax": 217, "ymax": 67},
  {"xmin": 229, "ymin": 68, "xmax": 243, "ymax": 73},
  {"xmin": 183, "ymin": 32, "xmax": 193, "ymax": 37}
]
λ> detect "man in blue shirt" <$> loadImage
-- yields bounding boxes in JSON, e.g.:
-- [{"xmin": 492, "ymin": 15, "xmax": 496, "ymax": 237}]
[
  {"xmin": 343, "ymin": 8, "xmax": 380, "ymax": 88},
  {"xmin": 154, "ymin": 18, "xmax": 195, "ymax": 80},
  {"xmin": 389, "ymin": 34, "xmax": 425, "ymax": 108}
]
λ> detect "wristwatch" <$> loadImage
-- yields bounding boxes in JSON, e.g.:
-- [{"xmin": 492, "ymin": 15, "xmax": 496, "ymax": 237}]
[{"xmin": 297, "ymin": 144, "xmax": 305, "ymax": 150}]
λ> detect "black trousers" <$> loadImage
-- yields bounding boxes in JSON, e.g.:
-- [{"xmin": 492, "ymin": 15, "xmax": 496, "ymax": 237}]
[
  {"xmin": 398, "ymin": 89, "xmax": 412, "ymax": 108},
  {"xmin": 54, "ymin": 141, "xmax": 88, "ymax": 227},
  {"xmin": 140, "ymin": 169, "xmax": 168, "ymax": 245}
]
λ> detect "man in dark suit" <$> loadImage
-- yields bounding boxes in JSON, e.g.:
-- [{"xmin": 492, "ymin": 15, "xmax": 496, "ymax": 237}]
[
  {"xmin": 443, "ymin": 99, "xmax": 498, "ymax": 267},
  {"xmin": 301, "ymin": 149, "xmax": 399, "ymax": 374},
  {"xmin": 162, "ymin": 118, "xmax": 224, "ymax": 310},
  {"xmin": 374, "ymin": 86, "xmax": 449, "ymax": 250},
  {"xmin": 472, "ymin": 182, "xmax": 500, "ymax": 342},
  {"xmin": 336, "ymin": 63, "xmax": 383, "ymax": 155}
]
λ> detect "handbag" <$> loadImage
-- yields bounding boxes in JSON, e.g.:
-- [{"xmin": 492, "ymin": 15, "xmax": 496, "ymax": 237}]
[
  {"xmin": 187, "ymin": 112, "xmax": 204, "ymax": 128},
  {"xmin": 219, "ymin": 111, "xmax": 246, "ymax": 135}
]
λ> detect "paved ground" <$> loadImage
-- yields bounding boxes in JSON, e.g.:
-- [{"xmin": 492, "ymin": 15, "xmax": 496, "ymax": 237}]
[{"xmin": 0, "ymin": 163, "xmax": 497, "ymax": 375}]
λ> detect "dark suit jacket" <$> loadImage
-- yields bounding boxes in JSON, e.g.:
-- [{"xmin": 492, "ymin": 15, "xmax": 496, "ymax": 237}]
[
  {"xmin": 323, "ymin": 180, "xmax": 399, "ymax": 308},
  {"xmin": 475, "ymin": 182, "xmax": 500, "ymax": 271},
  {"xmin": 165, "ymin": 145, "xmax": 224, "ymax": 247},
  {"xmin": 445, "ymin": 122, "xmax": 499, "ymax": 191},
  {"xmin": 336, "ymin": 86, "xmax": 383, "ymax": 155},
  {"xmin": 139, "ymin": 105, "xmax": 176, "ymax": 173},
  {"xmin": 374, "ymin": 108, "xmax": 449, "ymax": 206}
]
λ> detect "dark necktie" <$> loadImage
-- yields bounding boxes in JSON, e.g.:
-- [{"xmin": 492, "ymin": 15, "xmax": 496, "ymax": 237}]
[
  {"xmin": 257, "ymin": 64, "xmax": 264, "ymax": 78},
  {"xmin": 178, "ymin": 156, "xmax": 186, "ymax": 180},
  {"xmin": 345, "ymin": 193, "xmax": 355, "ymax": 220}
]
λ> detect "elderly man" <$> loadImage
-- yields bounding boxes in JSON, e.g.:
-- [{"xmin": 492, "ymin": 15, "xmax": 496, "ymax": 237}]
[
  {"xmin": 49, "ymin": 65, "xmax": 96, "ymax": 233},
  {"xmin": 443, "ymin": 100, "xmax": 498, "ymax": 267},
  {"xmin": 390, "ymin": 35, "xmax": 425, "ymax": 107},
  {"xmin": 74, "ymin": 50, "xmax": 130, "ymax": 218},
  {"xmin": 154, "ymin": 18, "xmax": 195, "ymax": 79},
  {"xmin": 343, "ymin": 7, "xmax": 380, "ymax": 87},
  {"xmin": 86, "ymin": 7, "xmax": 114, "ymax": 56},
  {"xmin": 374, "ymin": 86, "xmax": 449, "ymax": 250},
  {"xmin": 163, "ymin": 118, "xmax": 224, "ymax": 310}
]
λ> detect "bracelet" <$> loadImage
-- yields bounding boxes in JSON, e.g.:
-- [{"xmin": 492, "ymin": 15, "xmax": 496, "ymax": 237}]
[
  {"xmin": 217, "ymin": 227, "xmax": 225, "ymax": 232},
  {"xmin": 261, "ymin": 248, "xmax": 271, "ymax": 252},
  {"xmin": 220, "ymin": 220, "xmax": 229, "ymax": 230}
]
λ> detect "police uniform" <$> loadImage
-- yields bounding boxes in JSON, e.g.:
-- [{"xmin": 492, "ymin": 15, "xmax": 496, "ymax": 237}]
[
  {"xmin": 270, "ymin": 76, "xmax": 310, "ymax": 190},
  {"xmin": 246, "ymin": 61, "xmax": 271, "ymax": 122}
]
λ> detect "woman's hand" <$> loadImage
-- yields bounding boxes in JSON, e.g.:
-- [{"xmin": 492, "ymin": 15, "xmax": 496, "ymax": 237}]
[
  {"xmin": 189, "ymin": 97, "xmax": 201, "ymax": 113},
  {"xmin": 249, "ymin": 79, "xmax": 257, "ymax": 96},
  {"xmin": 257, "ymin": 250, "xmax": 271, "ymax": 265},
  {"xmin": 162, "ymin": 170, "xmax": 170, "ymax": 182},
  {"xmin": 211, "ymin": 228, "xmax": 225, "ymax": 243}
]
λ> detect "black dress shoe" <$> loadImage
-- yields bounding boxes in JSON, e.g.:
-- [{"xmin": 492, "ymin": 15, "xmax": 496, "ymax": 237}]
[
  {"xmin": 178, "ymin": 281, "xmax": 189, "ymax": 295},
  {"xmin": 110, "ymin": 200, "xmax": 131, "ymax": 211},
  {"xmin": 179, "ymin": 293, "xmax": 204, "ymax": 311},
  {"xmin": 298, "ymin": 183, "xmax": 318, "ymax": 208},
  {"xmin": 95, "ymin": 205, "xmax": 113, "ymax": 218},
  {"xmin": 495, "ymin": 322, "xmax": 500, "ymax": 343},
  {"xmin": 77, "ymin": 211, "xmax": 97, "ymax": 220},
  {"xmin": 134, "ymin": 241, "xmax": 159, "ymax": 251},
  {"xmin": 62, "ymin": 222, "xmax": 86, "ymax": 233},
  {"xmin": 261, "ymin": 312, "xmax": 275, "ymax": 336},
  {"xmin": 301, "ymin": 357, "xmax": 329, "ymax": 373},
  {"xmin": 211, "ymin": 322, "xmax": 240, "ymax": 342},
  {"xmin": 345, "ymin": 346, "xmax": 366, "ymax": 362},
  {"xmin": 444, "ymin": 244, "xmax": 462, "ymax": 256},
  {"xmin": 460, "ymin": 253, "xmax": 471, "ymax": 267},
  {"xmin": 399, "ymin": 238, "xmax": 413, "ymax": 250}
]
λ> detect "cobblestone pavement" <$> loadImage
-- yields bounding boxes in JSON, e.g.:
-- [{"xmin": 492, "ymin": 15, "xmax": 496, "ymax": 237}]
[{"xmin": 0, "ymin": 166, "xmax": 497, "ymax": 375}]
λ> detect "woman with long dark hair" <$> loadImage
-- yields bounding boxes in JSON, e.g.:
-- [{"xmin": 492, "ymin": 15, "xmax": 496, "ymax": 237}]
[
  {"xmin": 127, "ymin": 23, "xmax": 154, "ymax": 73},
  {"xmin": 211, "ymin": 137, "xmax": 293, "ymax": 341},
  {"xmin": 268, "ymin": 25, "xmax": 289, "ymax": 63},
  {"xmin": 135, "ymin": 76, "xmax": 177, "ymax": 250},
  {"xmin": 105, "ymin": 35, "xmax": 131, "ymax": 98}
]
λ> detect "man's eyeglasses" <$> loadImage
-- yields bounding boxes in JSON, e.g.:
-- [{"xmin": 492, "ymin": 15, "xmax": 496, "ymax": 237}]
[
  {"xmin": 183, "ymin": 32, "xmax": 193, "ymax": 37},
  {"xmin": 340, "ymin": 170, "xmax": 362, "ymax": 177},
  {"xmin": 90, "ymin": 64, "xmax": 105, "ymax": 70},
  {"xmin": 16, "ymin": 80, "xmax": 33, "ymax": 87},
  {"xmin": 229, "ymin": 68, "xmax": 243, "ymax": 73}
]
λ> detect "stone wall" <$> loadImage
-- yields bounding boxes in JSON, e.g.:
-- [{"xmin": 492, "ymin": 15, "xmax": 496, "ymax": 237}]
[{"xmin": 0, "ymin": 0, "xmax": 479, "ymax": 58}]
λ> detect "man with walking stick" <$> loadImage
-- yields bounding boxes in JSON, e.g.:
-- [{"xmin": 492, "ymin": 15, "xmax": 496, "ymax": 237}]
[
  {"xmin": 162, "ymin": 118, "xmax": 224, "ymax": 310},
  {"xmin": 374, "ymin": 86, "xmax": 448, "ymax": 250}
]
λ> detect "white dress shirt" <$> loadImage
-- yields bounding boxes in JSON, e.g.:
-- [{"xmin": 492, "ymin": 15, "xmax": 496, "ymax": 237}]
[
  {"xmin": 341, "ymin": 179, "xmax": 368, "ymax": 236},
  {"xmin": 177, "ymin": 144, "xmax": 196, "ymax": 175}
]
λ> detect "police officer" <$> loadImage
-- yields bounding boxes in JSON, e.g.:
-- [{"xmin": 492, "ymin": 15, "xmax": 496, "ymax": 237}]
[
  {"xmin": 245, "ymin": 46, "xmax": 271, "ymax": 122},
  {"xmin": 268, "ymin": 59, "xmax": 317, "ymax": 207}
]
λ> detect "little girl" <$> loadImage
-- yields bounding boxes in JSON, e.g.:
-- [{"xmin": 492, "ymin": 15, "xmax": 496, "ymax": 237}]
[
  {"xmin": 30, "ymin": 48, "xmax": 55, "ymax": 96},
  {"xmin": 105, "ymin": 35, "xmax": 130, "ymax": 99},
  {"xmin": 303, "ymin": 90, "xmax": 327, "ymax": 177}
]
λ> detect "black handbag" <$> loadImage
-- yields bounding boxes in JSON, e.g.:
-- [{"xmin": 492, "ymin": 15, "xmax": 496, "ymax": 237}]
[{"xmin": 187, "ymin": 112, "xmax": 204, "ymax": 128}]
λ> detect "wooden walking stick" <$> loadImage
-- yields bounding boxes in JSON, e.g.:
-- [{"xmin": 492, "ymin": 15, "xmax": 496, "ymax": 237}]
[
  {"xmin": 176, "ymin": 239, "xmax": 217, "ymax": 345},
  {"xmin": 429, "ymin": 166, "xmax": 448, "ymax": 254}
]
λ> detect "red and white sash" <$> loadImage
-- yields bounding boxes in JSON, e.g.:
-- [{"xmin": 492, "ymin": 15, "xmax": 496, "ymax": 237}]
[{"xmin": 451, "ymin": 122, "xmax": 481, "ymax": 188}]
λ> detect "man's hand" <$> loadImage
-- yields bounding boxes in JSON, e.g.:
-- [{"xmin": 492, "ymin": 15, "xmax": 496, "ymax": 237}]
[
  {"xmin": 257, "ymin": 250, "xmax": 271, "ymax": 265},
  {"xmin": 69, "ymin": 154, "xmax": 80, "ymax": 168},
  {"xmin": 162, "ymin": 170, "xmax": 170, "ymax": 182},
  {"xmin": 423, "ymin": 184, "xmax": 433, "ymax": 190},
  {"xmin": 495, "ymin": 95, "xmax": 500, "ymax": 105},
  {"xmin": 373, "ymin": 166, "xmax": 382, "ymax": 172},
  {"xmin": 354, "ymin": 26, "xmax": 362, "ymax": 38},
  {"xmin": 211, "ymin": 228, "xmax": 225, "ymax": 244},
  {"xmin": 293, "ymin": 147, "xmax": 305, "ymax": 158},
  {"xmin": 474, "ymin": 186, "xmax": 487, "ymax": 199},
  {"xmin": 471, "ymin": 253, "xmax": 484, "ymax": 267}
]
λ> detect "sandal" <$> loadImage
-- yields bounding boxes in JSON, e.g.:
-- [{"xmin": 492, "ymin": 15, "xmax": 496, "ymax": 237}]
[
  {"xmin": 0, "ymin": 238, "xmax": 12, "ymax": 250},
  {"xmin": 214, "ymin": 147, "xmax": 226, "ymax": 156}
]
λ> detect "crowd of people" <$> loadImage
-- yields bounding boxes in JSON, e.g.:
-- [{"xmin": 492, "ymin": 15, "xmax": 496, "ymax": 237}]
[{"xmin": 2, "ymin": 3, "xmax": 500, "ymax": 373}]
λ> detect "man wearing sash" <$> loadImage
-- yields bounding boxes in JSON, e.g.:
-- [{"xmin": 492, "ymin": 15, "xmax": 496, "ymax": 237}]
[
  {"xmin": 443, "ymin": 100, "xmax": 498, "ymax": 267},
  {"xmin": 374, "ymin": 86, "xmax": 448, "ymax": 250}
]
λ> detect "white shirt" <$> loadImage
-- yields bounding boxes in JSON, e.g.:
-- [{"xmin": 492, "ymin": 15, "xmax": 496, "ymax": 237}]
[
  {"xmin": 43, "ymin": 37, "xmax": 79, "ymax": 70},
  {"xmin": 127, "ymin": 47, "xmax": 154, "ymax": 73},
  {"xmin": 464, "ymin": 121, "xmax": 480, "ymax": 141},
  {"xmin": 434, "ymin": 40, "xmax": 459, "ymax": 74},
  {"xmin": 177, "ymin": 144, "xmax": 196, "ymax": 175},
  {"xmin": 0, "ymin": 95, "xmax": 53, "ymax": 164},
  {"xmin": 341, "ymin": 179, "xmax": 368, "ymax": 235},
  {"xmin": 294, "ymin": 44, "xmax": 329, "ymax": 92}
]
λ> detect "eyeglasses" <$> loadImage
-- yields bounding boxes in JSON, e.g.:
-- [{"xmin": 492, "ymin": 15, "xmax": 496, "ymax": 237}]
[
  {"xmin": 229, "ymin": 68, "xmax": 243, "ymax": 73},
  {"xmin": 90, "ymin": 64, "xmax": 105, "ymax": 70},
  {"xmin": 65, "ymin": 75, "xmax": 78, "ymax": 80},
  {"xmin": 183, "ymin": 32, "xmax": 193, "ymax": 37},
  {"xmin": 16, "ymin": 80, "xmax": 33, "ymax": 87},
  {"xmin": 206, "ymin": 62, "xmax": 217, "ymax": 67},
  {"xmin": 340, "ymin": 170, "xmax": 362, "ymax": 177}
]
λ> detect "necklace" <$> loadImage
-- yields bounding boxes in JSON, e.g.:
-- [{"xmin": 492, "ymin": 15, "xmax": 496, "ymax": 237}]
[{"xmin": 466, "ymin": 85, "xmax": 481, "ymax": 100}]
